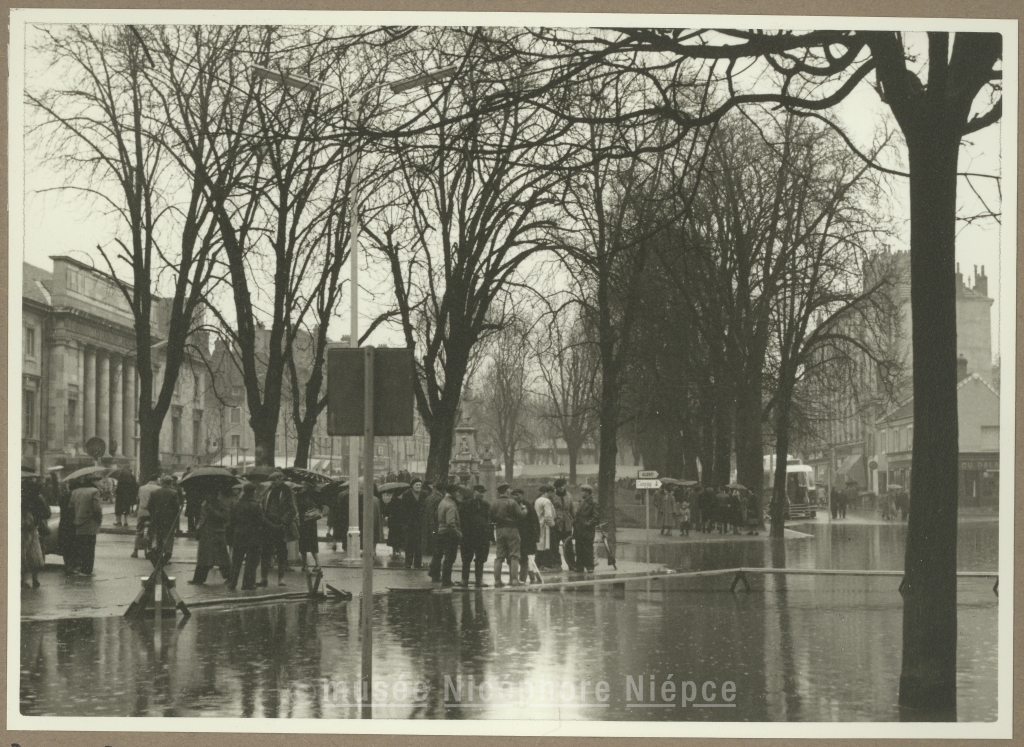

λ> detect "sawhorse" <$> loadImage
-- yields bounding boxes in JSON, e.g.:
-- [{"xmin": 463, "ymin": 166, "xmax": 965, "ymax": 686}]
[{"xmin": 125, "ymin": 566, "xmax": 191, "ymax": 618}]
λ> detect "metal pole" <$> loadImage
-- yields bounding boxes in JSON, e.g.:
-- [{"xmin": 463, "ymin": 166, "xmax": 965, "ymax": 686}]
[
  {"xmin": 347, "ymin": 156, "xmax": 363, "ymax": 562},
  {"xmin": 645, "ymin": 489, "xmax": 650, "ymax": 565},
  {"xmin": 361, "ymin": 346, "xmax": 375, "ymax": 719}
]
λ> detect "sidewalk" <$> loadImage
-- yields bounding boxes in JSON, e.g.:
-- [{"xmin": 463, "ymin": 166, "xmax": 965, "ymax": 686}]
[{"xmin": 20, "ymin": 531, "xmax": 671, "ymax": 621}]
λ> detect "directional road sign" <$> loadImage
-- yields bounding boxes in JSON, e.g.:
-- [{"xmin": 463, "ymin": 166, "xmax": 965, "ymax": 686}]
[
  {"xmin": 638, "ymin": 470, "xmax": 659, "ymax": 479},
  {"xmin": 636, "ymin": 479, "xmax": 662, "ymax": 490}
]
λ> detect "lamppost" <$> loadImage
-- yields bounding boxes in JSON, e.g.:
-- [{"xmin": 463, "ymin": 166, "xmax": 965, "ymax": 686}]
[{"xmin": 252, "ymin": 62, "xmax": 454, "ymax": 565}]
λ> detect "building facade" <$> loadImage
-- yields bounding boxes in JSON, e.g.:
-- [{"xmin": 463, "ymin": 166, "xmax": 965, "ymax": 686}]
[
  {"xmin": 803, "ymin": 251, "xmax": 1000, "ymax": 506},
  {"xmin": 21, "ymin": 258, "xmax": 208, "ymax": 474}
]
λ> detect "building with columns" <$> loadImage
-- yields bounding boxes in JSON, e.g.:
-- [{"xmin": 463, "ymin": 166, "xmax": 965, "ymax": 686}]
[{"xmin": 21, "ymin": 257, "xmax": 209, "ymax": 474}]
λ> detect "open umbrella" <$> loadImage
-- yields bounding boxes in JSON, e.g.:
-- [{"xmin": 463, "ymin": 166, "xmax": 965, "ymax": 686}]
[
  {"xmin": 679, "ymin": 480, "xmax": 700, "ymax": 487},
  {"xmin": 63, "ymin": 465, "xmax": 108, "ymax": 482},
  {"xmin": 179, "ymin": 466, "xmax": 235, "ymax": 483},
  {"xmin": 726, "ymin": 483, "xmax": 748, "ymax": 491},
  {"xmin": 282, "ymin": 467, "xmax": 333, "ymax": 487},
  {"xmin": 378, "ymin": 482, "xmax": 410, "ymax": 494},
  {"xmin": 243, "ymin": 465, "xmax": 275, "ymax": 480},
  {"xmin": 660, "ymin": 477, "xmax": 683, "ymax": 486}
]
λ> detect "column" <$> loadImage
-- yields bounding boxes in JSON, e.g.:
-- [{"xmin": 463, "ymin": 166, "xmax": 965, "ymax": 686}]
[
  {"xmin": 76, "ymin": 346, "xmax": 85, "ymax": 448},
  {"xmin": 83, "ymin": 346, "xmax": 96, "ymax": 439},
  {"xmin": 97, "ymin": 350, "xmax": 110, "ymax": 450},
  {"xmin": 111, "ymin": 354, "xmax": 123, "ymax": 457},
  {"xmin": 45, "ymin": 343, "xmax": 68, "ymax": 458},
  {"xmin": 123, "ymin": 358, "xmax": 136, "ymax": 462}
]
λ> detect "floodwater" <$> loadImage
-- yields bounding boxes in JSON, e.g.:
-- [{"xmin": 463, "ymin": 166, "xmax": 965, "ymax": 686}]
[{"xmin": 20, "ymin": 520, "xmax": 999, "ymax": 721}]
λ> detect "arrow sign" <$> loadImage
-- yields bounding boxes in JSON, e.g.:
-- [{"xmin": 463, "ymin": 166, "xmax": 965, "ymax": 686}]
[
  {"xmin": 636, "ymin": 479, "xmax": 662, "ymax": 490},
  {"xmin": 638, "ymin": 470, "xmax": 659, "ymax": 479}
]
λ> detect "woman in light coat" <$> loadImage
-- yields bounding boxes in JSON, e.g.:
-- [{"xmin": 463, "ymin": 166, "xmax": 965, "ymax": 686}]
[{"xmin": 534, "ymin": 485, "xmax": 556, "ymax": 568}]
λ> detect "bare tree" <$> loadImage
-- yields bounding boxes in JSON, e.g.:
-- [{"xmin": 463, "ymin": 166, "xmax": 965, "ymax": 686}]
[
  {"xmin": 533, "ymin": 306, "xmax": 600, "ymax": 486},
  {"xmin": 26, "ymin": 25, "xmax": 248, "ymax": 480},
  {"xmin": 363, "ymin": 28, "xmax": 568, "ymax": 483},
  {"xmin": 475, "ymin": 315, "xmax": 535, "ymax": 482}
]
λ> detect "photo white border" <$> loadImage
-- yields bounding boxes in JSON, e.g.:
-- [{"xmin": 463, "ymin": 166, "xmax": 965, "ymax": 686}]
[{"xmin": 7, "ymin": 7, "xmax": 1017, "ymax": 739}]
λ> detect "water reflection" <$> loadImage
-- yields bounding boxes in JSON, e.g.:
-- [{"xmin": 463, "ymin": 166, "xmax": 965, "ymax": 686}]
[{"xmin": 21, "ymin": 521, "xmax": 998, "ymax": 722}]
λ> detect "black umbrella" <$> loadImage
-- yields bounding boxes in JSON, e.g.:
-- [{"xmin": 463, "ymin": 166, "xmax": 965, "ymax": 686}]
[
  {"xmin": 63, "ymin": 465, "xmax": 108, "ymax": 482},
  {"xmin": 378, "ymin": 481, "xmax": 411, "ymax": 493},
  {"xmin": 244, "ymin": 465, "xmax": 275, "ymax": 480},
  {"xmin": 282, "ymin": 467, "xmax": 333, "ymax": 487},
  {"xmin": 179, "ymin": 466, "xmax": 235, "ymax": 483}
]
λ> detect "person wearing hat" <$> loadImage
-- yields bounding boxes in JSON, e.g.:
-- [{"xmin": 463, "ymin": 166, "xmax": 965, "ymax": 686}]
[
  {"xmin": 148, "ymin": 475, "xmax": 181, "ymax": 566},
  {"xmin": 458, "ymin": 484, "xmax": 491, "ymax": 587},
  {"xmin": 435, "ymin": 480, "xmax": 463, "ymax": 587},
  {"xmin": 489, "ymin": 484, "xmax": 526, "ymax": 587},
  {"xmin": 69, "ymin": 473, "xmax": 104, "ymax": 576},
  {"xmin": 571, "ymin": 485, "xmax": 600, "ymax": 573},
  {"xmin": 534, "ymin": 484, "xmax": 556, "ymax": 569},
  {"xmin": 261, "ymin": 472, "xmax": 297, "ymax": 587},
  {"xmin": 401, "ymin": 479, "xmax": 427, "ymax": 569},
  {"xmin": 189, "ymin": 486, "xmax": 233, "ymax": 585},
  {"xmin": 226, "ymin": 482, "xmax": 266, "ymax": 591}
]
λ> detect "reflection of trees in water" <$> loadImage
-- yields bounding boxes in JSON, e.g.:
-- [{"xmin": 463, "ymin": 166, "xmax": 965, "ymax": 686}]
[
  {"xmin": 382, "ymin": 590, "xmax": 496, "ymax": 719},
  {"xmin": 762, "ymin": 540, "xmax": 801, "ymax": 720}
]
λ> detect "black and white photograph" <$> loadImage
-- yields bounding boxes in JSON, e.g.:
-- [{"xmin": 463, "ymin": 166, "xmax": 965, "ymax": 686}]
[{"xmin": 8, "ymin": 8, "xmax": 1015, "ymax": 738}]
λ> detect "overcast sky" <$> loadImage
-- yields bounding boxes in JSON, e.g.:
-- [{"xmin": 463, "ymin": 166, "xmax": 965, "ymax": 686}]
[{"xmin": 19, "ymin": 23, "xmax": 1006, "ymax": 364}]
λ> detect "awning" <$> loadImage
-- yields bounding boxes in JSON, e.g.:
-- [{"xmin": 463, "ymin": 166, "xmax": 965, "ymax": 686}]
[{"xmin": 837, "ymin": 453, "xmax": 865, "ymax": 479}]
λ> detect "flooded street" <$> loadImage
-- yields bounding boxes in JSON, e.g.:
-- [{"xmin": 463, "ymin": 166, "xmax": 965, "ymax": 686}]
[{"xmin": 20, "ymin": 520, "xmax": 998, "ymax": 721}]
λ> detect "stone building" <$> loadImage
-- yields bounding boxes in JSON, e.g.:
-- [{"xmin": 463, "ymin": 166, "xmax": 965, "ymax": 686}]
[
  {"xmin": 803, "ymin": 251, "xmax": 1000, "ymax": 506},
  {"xmin": 20, "ymin": 257, "xmax": 208, "ymax": 474}
]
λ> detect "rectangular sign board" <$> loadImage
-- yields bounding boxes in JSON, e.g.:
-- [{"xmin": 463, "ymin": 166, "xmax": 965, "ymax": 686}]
[
  {"xmin": 635, "ymin": 479, "xmax": 662, "ymax": 490},
  {"xmin": 638, "ymin": 470, "xmax": 659, "ymax": 479},
  {"xmin": 327, "ymin": 347, "xmax": 415, "ymax": 437}
]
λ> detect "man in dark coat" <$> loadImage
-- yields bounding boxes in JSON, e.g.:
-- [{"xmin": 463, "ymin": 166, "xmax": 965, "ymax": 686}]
[
  {"xmin": 189, "ymin": 489, "xmax": 232, "ymax": 584},
  {"xmin": 549, "ymin": 478, "xmax": 572, "ymax": 570},
  {"xmin": 113, "ymin": 469, "xmax": 138, "ymax": 527},
  {"xmin": 425, "ymin": 483, "xmax": 445, "ymax": 582},
  {"xmin": 70, "ymin": 474, "xmax": 104, "ymax": 576},
  {"xmin": 402, "ymin": 480, "xmax": 427, "ymax": 569},
  {"xmin": 459, "ymin": 484, "xmax": 491, "ymax": 587},
  {"xmin": 515, "ymin": 488, "xmax": 541, "ymax": 584},
  {"xmin": 226, "ymin": 483, "xmax": 265, "ymax": 591},
  {"xmin": 571, "ymin": 485, "xmax": 600, "ymax": 572},
  {"xmin": 148, "ymin": 476, "xmax": 181, "ymax": 566},
  {"xmin": 261, "ymin": 472, "xmax": 296, "ymax": 587}
]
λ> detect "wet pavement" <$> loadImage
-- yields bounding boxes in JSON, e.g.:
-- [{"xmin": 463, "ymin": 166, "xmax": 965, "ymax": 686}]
[{"xmin": 19, "ymin": 511, "xmax": 999, "ymax": 721}]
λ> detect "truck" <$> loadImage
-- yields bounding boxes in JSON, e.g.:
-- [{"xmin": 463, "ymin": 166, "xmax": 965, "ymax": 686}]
[{"xmin": 763, "ymin": 455, "xmax": 818, "ymax": 521}]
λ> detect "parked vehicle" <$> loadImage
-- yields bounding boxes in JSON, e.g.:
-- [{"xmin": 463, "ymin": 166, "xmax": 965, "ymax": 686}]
[{"xmin": 762, "ymin": 456, "xmax": 818, "ymax": 520}]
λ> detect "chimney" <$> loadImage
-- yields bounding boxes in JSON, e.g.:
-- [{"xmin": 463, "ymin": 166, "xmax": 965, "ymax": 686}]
[
  {"xmin": 957, "ymin": 354, "xmax": 969, "ymax": 381},
  {"xmin": 975, "ymin": 265, "xmax": 988, "ymax": 297},
  {"xmin": 955, "ymin": 263, "xmax": 963, "ymax": 293}
]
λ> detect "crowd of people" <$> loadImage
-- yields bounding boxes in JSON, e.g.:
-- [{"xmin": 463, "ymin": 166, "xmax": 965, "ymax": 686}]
[
  {"xmin": 377, "ymin": 476, "xmax": 602, "ymax": 588},
  {"xmin": 23, "ymin": 466, "xmax": 608, "ymax": 592},
  {"xmin": 651, "ymin": 485, "xmax": 760, "ymax": 536}
]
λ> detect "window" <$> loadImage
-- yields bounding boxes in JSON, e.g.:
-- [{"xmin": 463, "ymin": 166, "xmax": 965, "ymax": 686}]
[
  {"xmin": 880, "ymin": 429, "xmax": 887, "ymax": 454},
  {"xmin": 24, "ymin": 327, "xmax": 36, "ymax": 359},
  {"xmin": 230, "ymin": 407, "xmax": 241, "ymax": 425},
  {"xmin": 907, "ymin": 426, "xmax": 913, "ymax": 450},
  {"xmin": 171, "ymin": 406, "xmax": 182, "ymax": 454},
  {"xmin": 230, "ymin": 434, "xmax": 241, "ymax": 449},
  {"xmin": 193, "ymin": 412, "xmax": 203, "ymax": 455},
  {"xmin": 67, "ymin": 395, "xmax": 78, "ymax": 440},
  {"xmin": 23, "ymin": 389, "xmax": 35, "ymax": 438}
]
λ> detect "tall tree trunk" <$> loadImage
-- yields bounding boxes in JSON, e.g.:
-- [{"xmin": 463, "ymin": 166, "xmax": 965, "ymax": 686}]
[
  {"xmin": 293, "ymin": 421, "xmax": 314, "ymax": 469},
  {"xmin": 250, "ymin": 409, "xmax": 278, "ymax": 467},
  {"xmin": 504, "ymin": 448, "xmax": 515, "ymax": 483},
  {"xmin": 137, "ymin": 410, "xmax": 162, "ymax": 481},
  {"xmin": 712, "ymin": 388, "xmax": 733, "ymax": 486},
  {"xmin": 567, "ymin": 446, "xmax": 579, "ymax": 486},
  {"xmin": 735, "ymin": 375, "xmax": 765, "ymax": 527},
  {"xmin": 424, "ymin": 404, "xmax": 458, "ymax": 485},
  {"xmin": 665, "ymin": 427, "xmax": 685, "ymax": 478},
  {"xmin": 596, "ymin": 389, "xmax": 619, "ymax": 563},
  {"xmin": 770, "ymin": 383, "xmax": 792, "ymax": 540},
  {"xmin": 899, "ymin": 116, "xmax": 961, "ymax": 717}
]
